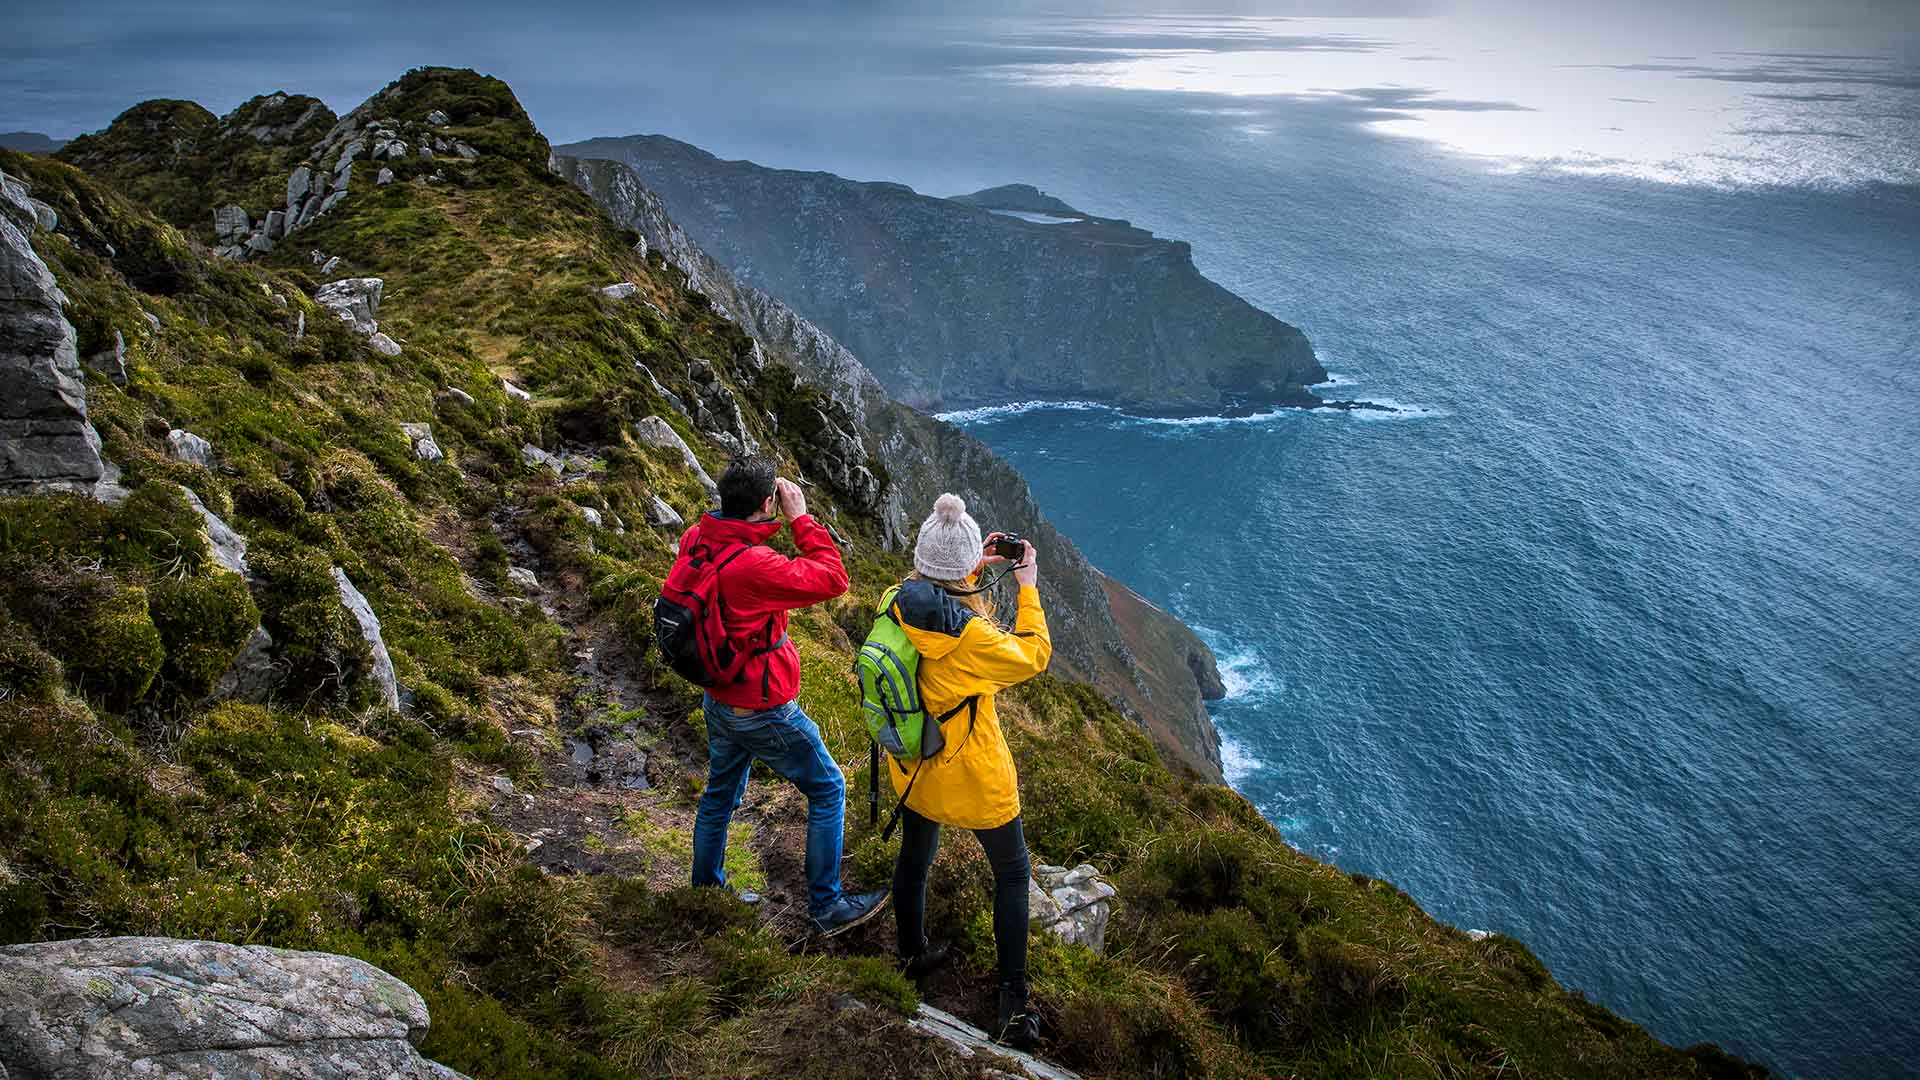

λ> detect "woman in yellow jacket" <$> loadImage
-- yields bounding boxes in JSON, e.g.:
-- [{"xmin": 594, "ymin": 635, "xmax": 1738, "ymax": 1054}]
[{"xmin": 888, "ymin": 493, "xmax": 1051, "ymax": 1049}]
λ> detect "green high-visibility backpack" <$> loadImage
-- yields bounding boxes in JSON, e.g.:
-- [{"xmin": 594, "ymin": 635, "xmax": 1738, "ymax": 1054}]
[{"xmin": 857, "ymin": 584, "xmax": 976, "ymax": 839}]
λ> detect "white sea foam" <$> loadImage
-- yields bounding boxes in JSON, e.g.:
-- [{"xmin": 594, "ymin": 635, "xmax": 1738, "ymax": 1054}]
[
  {"xmin": 1312, "ymin": 371, "xmax": 1358, "ymax": 388},
  {"xmin": 937, "ymin": 399, "xmax": 1301, "ymax": 428},
  {"xmin": 1218, "ymin": 732, "xmax": 1264, "ymax": 786},
  {"xmin": 932, "ymin": 399, "xmax": 1110, "ymax": 423},
  {"xmin": 1214, "ymin": 645, "xmax": 1282, "ymax": 701}
]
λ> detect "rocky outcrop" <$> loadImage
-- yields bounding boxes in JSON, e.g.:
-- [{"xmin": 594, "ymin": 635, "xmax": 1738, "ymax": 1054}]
[
  {"xmin": 0, "ymin": 936, "xmax": 469, "ymax": 1079},
  {"xmin": 0, "ymin": 168, "xmax": 104, "ymax": 494},
  {"xmin": 315, "ymin": 277, "xmax": 383, "ymax": 336},
  {"xmin": 332, "ymin": 567, "xmax": 400, "ymax": 710},
  {"xmin": 560, "ymin": 134, "xmax": 1325, "ymax": 415},
  {"xmin": 633, "ymin": 415, "xmax": 718, "ymax": 499},
  {"xmin": 1029, "ymin": 863, "xmax": 1118, "ymax": 955},
  {"xmin": 561, "ymin": 155, "xmax": 1227, "ymax": 779}
]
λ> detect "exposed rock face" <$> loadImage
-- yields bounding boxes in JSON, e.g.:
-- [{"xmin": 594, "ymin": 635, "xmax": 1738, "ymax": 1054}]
[
  {"xmin": 560, "ymin": 135, "xmax": 1325, "ymax": 415},
  {"xmin": 183, "ymin": 486, "xmax": 249, "ymax": 576},
  {"xmin": 562, "ymin": 155, "xmax": 1227, "ymax": 779},
  {"xmin": 316, "ymin": 277, "xmax": 383, "ymax": 336},
  {"xmin": 0, "ymin": 169, "xmax": 104, "ymax": 494},
  {"xmin": 1029, "ymin": 863, "xmax": 1118, "ymax": 955},
  {"xmin": 332, "ymin": 567, "xmax": 400, "ymax": 710},
  {"xmin": 0, "ymin": 936, "xmax": 469, "ymax": 1079},
  {"xmin": 166, "ymin": 427, "xmax": 213, "ymax": 467},
  {"xmin": 633, "ymin": 415, "xmax": 719, "ymax": 499}
]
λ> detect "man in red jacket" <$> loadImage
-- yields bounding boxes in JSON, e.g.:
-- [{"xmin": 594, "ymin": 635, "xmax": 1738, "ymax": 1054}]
[{"xmin": 681, "ymin": 457, "xmax": 887, "ymax": 937}]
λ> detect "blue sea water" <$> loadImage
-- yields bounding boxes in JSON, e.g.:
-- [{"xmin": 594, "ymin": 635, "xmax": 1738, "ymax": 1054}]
[{"xmin": 942, "ymin": 165, "xmax": 1920, "ymax": 1078}]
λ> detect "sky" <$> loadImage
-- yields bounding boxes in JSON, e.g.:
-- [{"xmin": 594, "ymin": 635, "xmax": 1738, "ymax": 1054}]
[{"xmin": 4, "ymin": 1, "xmax": 1918, "ymax": 188}]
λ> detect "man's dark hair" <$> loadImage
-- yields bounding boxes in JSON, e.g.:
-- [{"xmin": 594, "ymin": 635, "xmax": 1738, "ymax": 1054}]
[{"xmin": 718, "ymin": 456, "xmax": 777, "ymax": 518}]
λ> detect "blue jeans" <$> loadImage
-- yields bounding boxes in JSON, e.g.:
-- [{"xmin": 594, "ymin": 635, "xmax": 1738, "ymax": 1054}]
[{"xmin": 692, "ymin": 694, "xmax": 847, "ymax": 916}]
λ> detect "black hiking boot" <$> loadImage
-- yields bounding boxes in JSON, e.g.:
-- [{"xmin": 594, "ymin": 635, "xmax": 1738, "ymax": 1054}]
[
  {"xmin": 809, "ymin": 888, "xmax": 889, "ymax": 939},
  {"xmin": 898, "ymin": 940, "xmax": 952, "ymax": 983},
  {"xmin": 994, "ymin": 979, "xmax": 1039, "ymax": 1050}
]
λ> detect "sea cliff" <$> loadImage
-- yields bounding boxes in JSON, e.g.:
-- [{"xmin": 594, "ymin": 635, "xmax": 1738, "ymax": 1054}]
[{"xmin": 559, "ymin": 135, "xmax": 1326, "ymax": 415}]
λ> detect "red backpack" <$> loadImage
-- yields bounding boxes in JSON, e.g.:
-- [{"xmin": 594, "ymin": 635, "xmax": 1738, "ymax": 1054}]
[{"xmin": 652, "ymin": 533, "xmax": 767, "ymax": 687}]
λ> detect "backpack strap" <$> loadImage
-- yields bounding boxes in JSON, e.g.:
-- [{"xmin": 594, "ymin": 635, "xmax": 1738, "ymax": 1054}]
[
  {"xmin": 936, "ymin": 695, "xmax": 979, "ymax": 755},
  {"xmin": 881, "ymin": 758, "xmax": 924, "ymax": 842}
]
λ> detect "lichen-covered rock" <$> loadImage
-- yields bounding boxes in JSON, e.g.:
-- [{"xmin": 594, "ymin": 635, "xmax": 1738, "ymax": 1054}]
[
  {"xmin": 686, "ymin": 359, "xmax": 759, "ymax": 456},
  {"xmin": 507, "ymin": 566, "xmax": 538, "ymax": 591},
  {"xmin": 166, "ymin": 427, "xmax": 214, "ymax": 468},
  {"xmin": 369, "ymin": 330, "xmax": 403, "ymax": 357},
  {"xmin": 0, "ymin": 936, "xmax": 471, "ymax": 1079},
  {"xmin": 315, "ymin": 276, "xmax": 382, "ymax": 336},
  {"xmin": 634, "ymin": 415, "xmax": 717, "ymax": 499},
  {"xmin": 0, "ymin": 177, "xmax": 104, "ymax": 494},
  {"xmin": 442, "ymin": 385, "xmax": 474, "ymax": 406},
  {"xmin": 332, "ymin": 567, "xmax": 400, "ymax": 710},
  {"xmin": 400, "ymin": 422, "xmax": 442, "ymax": 461},
  {"xmin": 600, "ymin": 281, "xmax": 638, "ymax": 299},
  {"xmin": 377, "ymin": 166, "xmax": 396, "ymax": 186},
  {"xmin": 501, "ymin": 377, "xmax": 531, "ymax": 401},
  {"xmin": 1028, "ymin": 863, "xmax": 1118, "ymax": 955}
]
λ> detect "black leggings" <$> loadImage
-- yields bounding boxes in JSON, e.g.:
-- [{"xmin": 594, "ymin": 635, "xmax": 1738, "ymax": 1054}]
[{"xmin": 892, "ymin": 806, "xmax": 1031, "ymax": 987}]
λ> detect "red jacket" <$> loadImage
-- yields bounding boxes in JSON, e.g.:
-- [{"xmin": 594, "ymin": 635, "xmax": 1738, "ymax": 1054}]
[{"xmin": 675, "ymin": 511, "xmax": 848, "ymax": 708}]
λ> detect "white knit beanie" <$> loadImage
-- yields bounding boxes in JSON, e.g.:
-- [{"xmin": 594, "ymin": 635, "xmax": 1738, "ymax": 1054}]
[{"xmin": 914, "ymin": 493, "xmax": 983, "ymax": 582}]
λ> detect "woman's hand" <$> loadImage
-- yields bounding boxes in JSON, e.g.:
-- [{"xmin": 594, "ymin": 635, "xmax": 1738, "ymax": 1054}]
[
  {"xmin": 1013, "ymin": 539, "xmax": 1039, "ymax": 588},
  {"xmin": 982, "ymin": 532, "xmax": 1011, "ymax": 565}
]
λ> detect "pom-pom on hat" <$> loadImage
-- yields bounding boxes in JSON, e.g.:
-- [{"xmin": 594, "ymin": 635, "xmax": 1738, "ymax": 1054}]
[{"xmin": 914, "ymin": 493, "xmax": 984, "ymax": 582}]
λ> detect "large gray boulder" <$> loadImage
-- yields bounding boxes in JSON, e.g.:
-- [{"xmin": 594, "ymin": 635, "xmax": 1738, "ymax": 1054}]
[
  {"xmin": 331, "ymin": 567, "xmax": 400, "ymax": 710},
  {"xmin": 633, "ymin": 415, "xmax": 717, "ymax": 499},
  {"xmin": 0, "ymin": 172, "xmax": 104, "ymax": 494},
  {"xmin": 315, "ymin": 277, "xmax": 383, "ymax": 336},
  {"xmin": 0, "ymin": 936, "xmax": 469, "ymax": 1079}
]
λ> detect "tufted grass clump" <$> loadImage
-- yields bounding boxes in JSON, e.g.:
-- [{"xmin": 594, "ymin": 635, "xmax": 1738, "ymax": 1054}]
[{"xmin": 147, "ymin": 571, "xmax": 259, "ymax": 698}]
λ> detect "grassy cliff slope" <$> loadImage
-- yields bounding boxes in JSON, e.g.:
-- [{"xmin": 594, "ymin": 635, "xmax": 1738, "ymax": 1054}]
[{"xmin": 0, "ymin": 68, "xmax": 1758, "ymax": 1080}]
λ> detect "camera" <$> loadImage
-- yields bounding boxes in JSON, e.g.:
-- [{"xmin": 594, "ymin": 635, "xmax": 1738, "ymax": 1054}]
[{"xmin": 992, "ymin": 533, "xmax": 1028, "ymax": 561}]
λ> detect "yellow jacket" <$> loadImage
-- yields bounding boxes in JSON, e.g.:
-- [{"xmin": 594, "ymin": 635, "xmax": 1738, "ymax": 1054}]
[{"xmin": 885, "ymin": 578, "xmax": 1052, "ymax": 831}]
